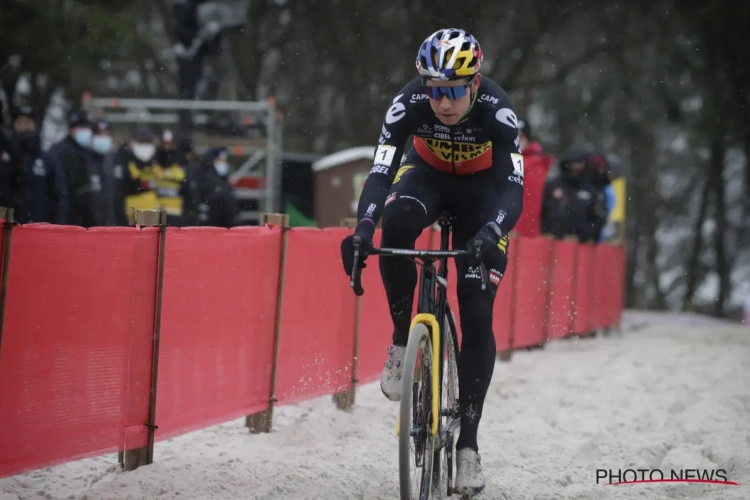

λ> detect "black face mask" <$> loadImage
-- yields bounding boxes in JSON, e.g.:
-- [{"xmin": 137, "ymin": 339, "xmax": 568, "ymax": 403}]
[{"xmin": 13, "ymin": 131, "xmax": 40, "ymax": 153}]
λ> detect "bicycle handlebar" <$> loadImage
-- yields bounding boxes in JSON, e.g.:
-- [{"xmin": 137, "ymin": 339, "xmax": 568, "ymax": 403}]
[{"xmin": 349, "ymin": 235, "xmax": 489, "ymax": 296}]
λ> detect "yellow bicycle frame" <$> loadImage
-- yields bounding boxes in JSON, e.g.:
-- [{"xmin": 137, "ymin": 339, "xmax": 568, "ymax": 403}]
[{"xmin": 396, "ymin": 313, "xmax": 441, "ymax": 437}]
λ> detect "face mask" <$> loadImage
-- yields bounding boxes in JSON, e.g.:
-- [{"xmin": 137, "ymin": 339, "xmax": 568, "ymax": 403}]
[
  {"xmin": 131, "ymin": 143, "xmax": 156, "ymax": 163},
  {"xmin": 214, "ymin": 161, "xmax": 229, "ymax": 176},
  {"xmin": 92, "ymin": 135, "xmax": 113, "ymax": 154},
  {"xmin": 73, "ymin": 129, "xmax": 93, "ymax": 147}
]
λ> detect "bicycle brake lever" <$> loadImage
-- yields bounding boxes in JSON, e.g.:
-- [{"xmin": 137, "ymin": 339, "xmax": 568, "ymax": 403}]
[
  {"xmin": 472, "ymin": 240, "xmax": 488, "ymax": 291},
  {"xmin": 350, "ymin": 236, "xmax": 365, "ymax": 296}
]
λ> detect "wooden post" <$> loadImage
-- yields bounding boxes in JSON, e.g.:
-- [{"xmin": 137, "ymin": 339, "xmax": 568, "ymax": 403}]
[
  {"xmin": 246, "ymin": 213, "xmax": 289, "ymax": 433},
  {"xmin": 333, "ymin": 217, "xmax": 359, "ymax": 410},
  {"xmin": 497, "ymin": 234, "xmax": 519, "ymax": 362},
  {"xmin": 0, "ymin": 208, "xmax": 15, "ymax": 360},
  {"xmin": 120, "ymin": 209, "xmax": 167, "ymax": 472}
]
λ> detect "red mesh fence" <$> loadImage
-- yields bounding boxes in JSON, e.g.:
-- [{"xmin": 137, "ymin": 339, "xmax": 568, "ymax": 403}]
[
  {"xmin": 590, "ymin": 245, "xmax": 611, "ymax": 330},
  {"xmin": 155, "ymin": 226, "xmax": 282, "ymax": 441},
  {"xmin": 274, "ymin": 228, "xmax": 357, "ymax": 405},
  {"xmin": 547, "ymin": 240, "xmax": 578, "ymax": 339},
  {"xmin": 511, "ymin": 237, "xmax": 554, "ymax": 348},
  {"xmin": 0, "ymin": 225, "xmax": 157, "ymax": 478},
  {"xmin": 0, "ymin": 218, "xmax": 627, "ymax": 479},
  {"xmin": 573, "ymin": 244, "xmax": 593, "ymax": 333}
]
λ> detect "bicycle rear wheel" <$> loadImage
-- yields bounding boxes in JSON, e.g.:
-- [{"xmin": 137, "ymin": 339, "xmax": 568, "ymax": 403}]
[{"xmin": 399, "ymin": 323, "xmax": 436, "ymax": 500}]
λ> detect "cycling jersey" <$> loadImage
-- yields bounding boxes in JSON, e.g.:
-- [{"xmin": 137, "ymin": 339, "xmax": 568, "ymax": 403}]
[{"xmin": 356, "ymin": 75, "xmax": 524, "ymax": 236}]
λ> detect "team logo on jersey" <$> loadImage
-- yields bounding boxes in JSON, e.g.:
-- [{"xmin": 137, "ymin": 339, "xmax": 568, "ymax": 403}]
[
  {"xmin": 489, "ymin": 268, "xmax": 503, "ymax": 285},
  {"xmin": 419, "ymin": 138, "xmax": 491, "ymax": 163},
  {"xmin": 480, "ymin": 94, "xmax": 499, "ymax": 105},
  {"xmin": 392, "ymin": 165, "xmax": 414, "ymax": 184},
  {"xmin": 497, "ymin": 234, "xmax": 509, "ymax": 255}
]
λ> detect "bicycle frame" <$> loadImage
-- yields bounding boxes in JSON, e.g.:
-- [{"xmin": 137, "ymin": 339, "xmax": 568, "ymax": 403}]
[{"xmin": 349, "ymin": 215, "xmax": 488, "ymax": 437}]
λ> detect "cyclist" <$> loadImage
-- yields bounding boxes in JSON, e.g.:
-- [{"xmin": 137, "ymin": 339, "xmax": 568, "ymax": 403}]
[{"xmin": 340, "ymin": 28, "xmax": 524, "ymax": 496}]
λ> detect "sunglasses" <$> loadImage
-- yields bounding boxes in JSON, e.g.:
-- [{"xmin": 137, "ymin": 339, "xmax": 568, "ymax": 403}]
[{"xmin": 423, "ymin": 75, "xmax": 474, "ymax": 100}]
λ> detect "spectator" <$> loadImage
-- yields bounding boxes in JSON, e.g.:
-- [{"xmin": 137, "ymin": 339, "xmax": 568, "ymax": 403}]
[
  {"xmin": 0, "ymin": 108, "xmax": 22, "ymax": 213},
  {"xmin": 541, "ymin": 149, "xmax": 607, "ymax": 243},
  {"xmin": 586, "ymin": 151, "xmax": 613, "ymax": 243},
  {"xmin": 49, "ymin": 109, "xmax": 106, "ymax": 227},
  {"xmin": 6, "ymin": 106, "xmax": 68, "ymax": 224},
  {"xmin": 193, "ymin": 147, "xmax": 239, "ymax": 227},
  {"xmin": 603, "ymin": 153, "xmax": 626, "ymax": 244},
  {"xmin": 513, "ymin": 118, "xmax": 554, "ymax": 237},
  {"xmin": 178, "ymin": 138, "xmax": 201, "ymax": 225},
  {"xmin": 112, "ymin": 128, "xmax": 160, "ymax": 225},
  {"xmin": 90, "ymin": 120, "xmax": 119, "ymax": 225},
  {"xmin": 177, "ymin": 137, "xmax": 199, "ymax": 168},
  {"xmin": 153, "ymin": 129, "xmax": 190, "ymax": 226}
]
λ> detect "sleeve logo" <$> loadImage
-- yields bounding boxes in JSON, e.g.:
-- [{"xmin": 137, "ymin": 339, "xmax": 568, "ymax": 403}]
[
  {"xmin": 495, "ymin": 108, "xmax": 518, "ymax": 129},
  {"xmin": 385, "ymin": 93, "xmax": 406, "ymax": 124}
]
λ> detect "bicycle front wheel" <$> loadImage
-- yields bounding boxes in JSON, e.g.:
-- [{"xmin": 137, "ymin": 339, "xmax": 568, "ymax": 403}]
[
  {"xmin": 432, "ymin": 311, "xmax": 460, "ymax": 498},
  {"xmin": 399, "ymin": 323, "xmax": 436, "ymax": 500}
]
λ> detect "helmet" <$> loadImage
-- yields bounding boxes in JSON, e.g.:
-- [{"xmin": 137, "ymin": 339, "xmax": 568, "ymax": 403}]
[{"xmin": 416, "ymin": 28, "xmax": 483, "ymax": 81}]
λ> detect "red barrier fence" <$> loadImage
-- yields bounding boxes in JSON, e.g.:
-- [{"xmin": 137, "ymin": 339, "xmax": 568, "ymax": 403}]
[{"xmin": 0, "ymin": 220, "xmax": 626, "ymax": 478}]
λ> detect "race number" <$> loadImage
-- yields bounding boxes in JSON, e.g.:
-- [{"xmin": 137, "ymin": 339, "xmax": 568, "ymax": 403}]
[
  {"xmin": 510, "ymin": 153, "xmax": 524, "ymax": 177},
  {"xmin": 374, "ymin": 144, "xmax": 397, "ymax": 167}
]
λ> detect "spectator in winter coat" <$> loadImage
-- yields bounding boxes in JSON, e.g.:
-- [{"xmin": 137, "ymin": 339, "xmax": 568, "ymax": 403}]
[
  {"xmin": 90, "ymin": 120, "xmax": 119, "ymax": 225},
  {"xmin": 586, "ymin": 151, "xmax": 614, "ymax": 243},
  {"xmin": 49, "ymin": 109, "xmax": 106, "ymax": 227},
  {"xmin": 541, "ymin": 149, "xmax": 608, "ymax": 243},
  {"xmin": 192, "ymin": 147, "xmax": 239, "ymax": 227},
  {"xmin": 112, "ymin": 128, "xmax": 161, "ymax": 225},
  {"xmin": 512, "ymin": 118, "xmax": 554, "ymax": 237},
  {"xmin": 153, "ymin": 129, "xmax": 191, "ymax": 226},
  {"xmin": 6, "ymin": 106, "xmax": 68, "ymax": 224}
]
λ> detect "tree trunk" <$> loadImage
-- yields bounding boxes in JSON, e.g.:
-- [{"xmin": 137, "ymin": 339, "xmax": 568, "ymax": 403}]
[
  {"xmin": 682, "ymin": 170, "xmax": 713, "ymax": 310},
  {"xmin": 710, "ymin": 139, "xmax": 729, "ymax": 317}
]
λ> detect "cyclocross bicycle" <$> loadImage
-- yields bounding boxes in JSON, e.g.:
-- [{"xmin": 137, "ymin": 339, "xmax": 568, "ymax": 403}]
[{"xmin": 349, "ymin": 213, "xmax": 489, "ymax": 500}]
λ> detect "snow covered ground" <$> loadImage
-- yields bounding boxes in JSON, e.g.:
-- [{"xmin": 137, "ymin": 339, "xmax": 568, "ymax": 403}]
[{"xmin": 2, "ymin": 311, "xmax": 749, "ymax": 500}]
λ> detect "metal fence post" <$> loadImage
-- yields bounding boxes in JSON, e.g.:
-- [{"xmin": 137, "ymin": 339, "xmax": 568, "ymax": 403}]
[
  {"xmin": 246, "ymin": 212, "xmax": 289, "ymax": 433},
  {"xmin": 121, "ymin": 209, "xmax": 167, "ymax": 471},
  {"xmin": 0, "ymin": 208, "xmax": 15, "ymax": 360}
]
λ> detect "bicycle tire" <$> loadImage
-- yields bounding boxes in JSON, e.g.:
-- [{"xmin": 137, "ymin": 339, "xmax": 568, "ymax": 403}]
[
  {"xmin": 432, "ymin": 312, "xmax": 460, "ymax": 498},
  {"xmin": 399, "ymin": 323, "xmax": 436, "ymax": 500}
]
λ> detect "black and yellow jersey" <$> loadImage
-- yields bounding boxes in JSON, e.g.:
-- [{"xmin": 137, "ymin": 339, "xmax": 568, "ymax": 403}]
[
  {"xmin": 152, "ymin": 162, "xmax": 187, "ymax": 218},
  {"xmin": 117, "ymin": 152, "xmax": 159, "ymax": 216},
  {"xmin": 114, "ymin": 149, "xmax": 188, "ymax": 223},
  {"xmin": 357, "ymin": 75, "xmax": 525, "ymax": 236}
]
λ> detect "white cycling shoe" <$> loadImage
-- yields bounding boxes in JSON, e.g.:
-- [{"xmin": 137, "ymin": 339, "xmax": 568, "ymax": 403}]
[
  {"xmin": 455, "ymin": 448, "xmax": 486, "ymax": 497},
  {"xmin": 380, "ymin": 344, "xmax": 405, "ymax": 401}
]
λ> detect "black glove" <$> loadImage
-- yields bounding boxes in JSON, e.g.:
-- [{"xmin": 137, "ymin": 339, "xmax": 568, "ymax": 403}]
[
  {"xmin": 340, "ymin": 221, "xmax": 375, "ymax": 276},
  {"xmin": 466, "ymin": 222, "xmax": 507, "ymax": 268}
]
